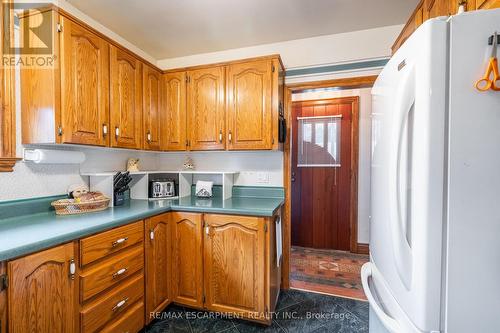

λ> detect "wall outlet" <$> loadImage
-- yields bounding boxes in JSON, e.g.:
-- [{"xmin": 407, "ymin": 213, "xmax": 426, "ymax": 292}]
[{"xmin": 256, "ymin": 172, "xmax": 270, "ymax": 184}]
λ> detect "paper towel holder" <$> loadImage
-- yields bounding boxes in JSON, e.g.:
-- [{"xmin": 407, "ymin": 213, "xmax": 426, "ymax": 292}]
[{"xmin": 23, "ymin": 148, "xmax": 86, "ymax": 164}]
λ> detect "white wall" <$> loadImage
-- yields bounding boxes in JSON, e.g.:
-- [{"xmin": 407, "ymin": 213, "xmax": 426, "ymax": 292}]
[
  {"xmin": 158, "ymin": 25, "xmax": 402, "ymax": 71},
  {"xmin": 159, "ymin": 151, "xmax": 284, "ymax": 187},
  {"xmin": 292, "ymin": 88, "xmax": 372, "ymax": 244}
]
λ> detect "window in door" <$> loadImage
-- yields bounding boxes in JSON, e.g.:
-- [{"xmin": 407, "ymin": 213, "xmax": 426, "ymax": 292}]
[{"xmin": 297, "ymin": 115, "xmax": 341, "ymax": 167}]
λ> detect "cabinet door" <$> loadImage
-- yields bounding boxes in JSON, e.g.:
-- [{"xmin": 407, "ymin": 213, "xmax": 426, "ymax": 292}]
[
  {"xmin": 187, "ymin": 66, "xmax": 226, "ymax": 150},
  {"xmin": 60, "ymin": 17, "xmax": 109, "ymax": 146},
  {"xmin": 110, "ymin": 45, "xmax": 143, "ymax": 149},
  {"xmin": 0, "ymin": 263, "xmax": 6, "ymax": 333},
  {"xmin": 8, "ymin": 243, "xmax": 77, "ymax": 333},
  {"xmin": 424, "ymin": 0, "xmax": 451, "ymax": 19},
  {"xmin": 143, "ymin": 64, "xmax": 162, "ymax": 150},
  {"xmin": 145, "ymin": 213, "xmax": 172, "ymax": 323},
  {"xmin": 227, "ymin": 59, "xmax": 273, "ymax": 150},
  {"xmin": 162, "ymin": 72, "xmax": 187, "ymax": 151},
  {"xmin": 204, "ymin": 214, "xmax": 266, "ymax": 316},
  {"xmin": 476, "ymin": 0, "xmax": 500, "ymax": 9},
  {"xmin": 171, "ymin": 212, "xmax": 204, "ymax": 308}
]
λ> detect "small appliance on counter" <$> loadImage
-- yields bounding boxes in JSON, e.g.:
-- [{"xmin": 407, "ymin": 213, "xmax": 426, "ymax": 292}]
[
  {"xmin": 113, "ymin": 171, "xmax": 132, "ymax": 206},
  {"xmin": 149, "ymin": 179, "xmax": 176, "ymax": 198}
]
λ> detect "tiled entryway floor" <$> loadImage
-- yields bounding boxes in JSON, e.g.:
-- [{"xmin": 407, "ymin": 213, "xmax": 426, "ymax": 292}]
[
  {"xmin": 143, "ymin": 289, "xmax": 368, "ymax": 333},
  {"xmin": 290, "ymin": 246, "xmax": 369, "ymax": 301}
]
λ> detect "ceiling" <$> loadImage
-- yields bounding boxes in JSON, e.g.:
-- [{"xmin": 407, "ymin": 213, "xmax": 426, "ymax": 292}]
[{"xmin": 66, "ymin": 0, "xmax": 419, "ymax": 60}]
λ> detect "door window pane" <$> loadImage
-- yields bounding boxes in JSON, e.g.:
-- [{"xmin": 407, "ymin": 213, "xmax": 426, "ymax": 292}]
[{"xmin": 297, "ymin": 116, "xmax": 341, "ymax": 167}]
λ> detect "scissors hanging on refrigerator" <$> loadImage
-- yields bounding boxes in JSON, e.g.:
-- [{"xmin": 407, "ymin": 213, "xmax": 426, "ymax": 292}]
[{"xmin": 476, "ymin": 31, "xmax": 500, "ymax": 92}]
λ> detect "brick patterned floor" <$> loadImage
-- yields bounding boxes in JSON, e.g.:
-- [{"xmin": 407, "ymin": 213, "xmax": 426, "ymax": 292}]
[{"xmin": 290, "ymin": 246, "xmax": 369, "ymax": 301}]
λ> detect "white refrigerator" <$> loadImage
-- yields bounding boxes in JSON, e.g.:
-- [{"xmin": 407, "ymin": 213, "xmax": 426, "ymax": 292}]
[{"xmin": 362, "ymin": 9, "xmax": 500, "ymax": 333}]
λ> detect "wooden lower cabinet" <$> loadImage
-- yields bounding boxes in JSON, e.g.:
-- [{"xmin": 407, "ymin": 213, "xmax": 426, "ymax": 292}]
[
  {"xmin": 171, "ymin": 212, "xmax": 204, "ymax": 308},
  {"xmin": 7, "ymin": 243, "xmax": 78, "ymax": 333},
  {"xmin": 203, "ymin": 214, "xmax": 266, "ymax": 317},
  {"xmin": 0, "ymin": 262, "xmax": 7, "ymax": 333},
  {"xmin": 145, "ymin": 213, "xmax": 173, "ymax": 323},
  {"xmin": 1, "ymin": 211, "xmax": 281, "ymax": 331}
]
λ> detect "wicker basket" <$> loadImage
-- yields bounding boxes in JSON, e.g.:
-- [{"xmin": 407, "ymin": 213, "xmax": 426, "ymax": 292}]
[{"xmin": 51, "ymin": 197, "xmax": 110, "ymax": 215}]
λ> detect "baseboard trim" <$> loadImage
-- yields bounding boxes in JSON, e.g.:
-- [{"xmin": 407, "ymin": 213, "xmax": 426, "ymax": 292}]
[{"xmin": 356, "ymin": 243, "xmax": 369, "ymax": 255}]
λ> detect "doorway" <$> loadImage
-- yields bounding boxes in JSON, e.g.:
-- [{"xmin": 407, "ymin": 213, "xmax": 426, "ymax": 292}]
[
  {"xmin": 282, "ymin": 76, "xmax": 378, "ymax": 299},
  {"xmin": 291, "ymin": 97, "xmax": 358, "ymax": 251}
]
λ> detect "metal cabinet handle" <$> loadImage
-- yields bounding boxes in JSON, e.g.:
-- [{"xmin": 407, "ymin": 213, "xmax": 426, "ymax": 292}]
[
  {"xmin": 112, "ymin": 297, "xmax": 129, "ymax": 312},
  {"xmin": 69, "ymin": 259, "xmax": 76, "ymax": 280},
  {"xmin": 115, "ymin": 126, "xmax": 120, "ymax": 137},
  {"xmin": 219, "ymin": 130, "xmax": 223, "ymax": 143},
  {"xmin": 103, "ymin": 124, "xmax": 108, "ymax": 136},
  {"xmin": 150, "ymin": 229, "xmax": 154, "ymax": 240},
  {"xmin": 228, "ymin": 130, "xmax": 232, "ymax": 143},
  {"xmin": 112, "ymin": 267, "xmax": 128, "ymax": 278},
  {"xmin": 147, "ymin": 131, "xmax": 152, "ymax": 143},
  {"xmin": 111, "ymin": 237, "xmax": 128, "ymax": 247}
]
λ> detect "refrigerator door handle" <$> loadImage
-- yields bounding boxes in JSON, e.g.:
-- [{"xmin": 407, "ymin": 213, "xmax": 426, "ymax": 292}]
[
  {"xmin": 390, "ymin": 64, "xmax": 415, "ymax": 290},
  {"xmin": 361, "ymin": 263, "xmax": 402, "ymax": 333}
]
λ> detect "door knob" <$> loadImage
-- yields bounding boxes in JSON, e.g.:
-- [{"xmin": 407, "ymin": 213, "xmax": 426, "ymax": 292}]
[{"xmin": 291, "ymin": 177, "xmax": 296, "ymax": 182}]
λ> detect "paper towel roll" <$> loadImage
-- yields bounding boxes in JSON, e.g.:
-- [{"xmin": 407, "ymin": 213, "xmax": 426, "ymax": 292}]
[{"xmin": 23, "ymin": 148, "xmax": 86, "ymax": 164}]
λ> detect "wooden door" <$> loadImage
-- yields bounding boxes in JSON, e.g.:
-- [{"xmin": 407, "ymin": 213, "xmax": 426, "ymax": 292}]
[
  {"xmin": 143, "ymin": 64, "xmax": 162, "ymax": 150},
  {"xmin": 110, "ymin": 45, "xmax": 143, "ymax": 149},
  {"xmin": 60, "ymin": 17, "xmax": 109, "ymax": 146},
  {"xmin": 171, "ymin": 212, "xmax": 204, "ymax": 308},
  {"xmin": 291, "ymin": 97, "xmax": 358, "ymax": 251},
  {"xmin": 162, "ymin": 72, "xmax": 187, "ymax": 151},
  {"xmin": 8, "ymin": 243, "xmax": 77, "ymax": 333},
  {"xmin": 227, "ymin": 59, "xmax": 273, "ymax": 150},
  {"xmin": 145, "ymin": 213, "xmax": 172, "ymax": 323},
  {"xmin": 187, "ymin": 66, "xmax": 226, "ymax": 150},
  {"xmin": 204, "ymin": 214, "xmax": 266, "ymax": 315}
]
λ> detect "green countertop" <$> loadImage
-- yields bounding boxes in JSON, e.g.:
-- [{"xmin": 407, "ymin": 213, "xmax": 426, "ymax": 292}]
[{"xmin": 0, "ymin": 188, "xmax": 284, "ymax": 261}]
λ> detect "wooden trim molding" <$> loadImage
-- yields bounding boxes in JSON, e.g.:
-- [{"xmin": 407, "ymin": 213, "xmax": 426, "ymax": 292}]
[
  {"xmin": 282, "ymin": 75, "xmax": 376, "ymax": 289},
  {"xmin": 357, "ymin": 243, "xmax": 369, "ymax": 255},
  {"xmin": 0, "ymin": 1, "xmax": 19, "ymax": 172},
  {"xmin": 286, "ymin": 75, "xmax": 378, "ymax": 92}
]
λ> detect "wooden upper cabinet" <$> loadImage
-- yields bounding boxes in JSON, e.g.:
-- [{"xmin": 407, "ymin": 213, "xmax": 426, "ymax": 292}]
[
  {"xmin": 60, "ymin": 17, "xmax": 110, "ymax": 146},
  {"xmin": 187, "ymin": 66, "xmax": 226, "ymax": 150},
  {"xmin": 8, "ymin": 243, "xmax": 77, "ymax": 333},
  {"xmin": 475, "ymin": 0, "xmax": 500, "ymax": 9},
  {"xmin": 423, "ymin": 0, "xmax": 452, "ymax": 19},
  {"xmin": 143, "ymin": 65, "xmax": 162, "ymax": 150},
  {"xmin": 171, "ymin": 212, "xmax": 204, "ymax": 308},
  {"xmin": 110, "ymin": 45, "xmax": 143, "ymax": 149},
  {"xmin": 145, "ymin": 213, "xmax": 172, "ymax": 323},
  {"xmin": 227, "ymin": 59, "xmax": 273, "ymax": 150},
  {"xmin": 162, "ymin": 72, "xmax": 187, "ymax": 151},
  {"xmin": 203, "ymin": 214, "xmax": 266, "ymax": 315},
  {"xmin": 392, "ymin": 2, "xmax": 425, "ymax": 54}
]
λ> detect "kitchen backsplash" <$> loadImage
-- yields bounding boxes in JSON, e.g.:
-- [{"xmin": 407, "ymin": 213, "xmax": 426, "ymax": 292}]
[{"xmin": 0, "ymin": 148, "xmax": 283, "ymax": 201}]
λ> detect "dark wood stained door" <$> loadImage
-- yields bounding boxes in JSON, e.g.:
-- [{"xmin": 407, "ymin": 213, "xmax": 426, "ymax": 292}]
[{"xmin": 291, "ymin": 97, "xmax": 357, "ymax": 251}]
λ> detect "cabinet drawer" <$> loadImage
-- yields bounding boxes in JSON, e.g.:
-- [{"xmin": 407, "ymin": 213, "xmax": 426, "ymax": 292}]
[
  {"xmin": 99, "ymin": 300, "xmax": 145, "ymax": 333},
  {"xmin": 80, "ymin": 245, "xmax": 144, "ymax": 302},
  {"xmin": 81, "ymin": 274, "xmax": 144, "ymax": 333},
  {"xmin": 80, "ymin": 221, "xmax": 144, "ymax": 267}
]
